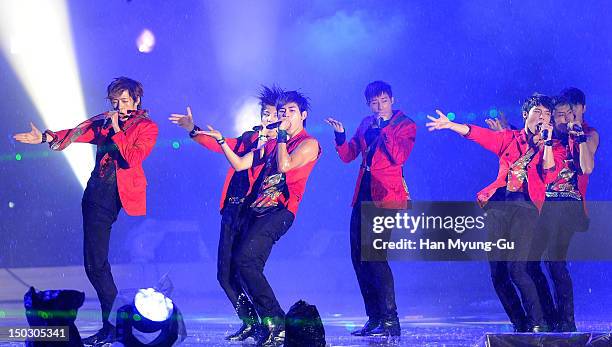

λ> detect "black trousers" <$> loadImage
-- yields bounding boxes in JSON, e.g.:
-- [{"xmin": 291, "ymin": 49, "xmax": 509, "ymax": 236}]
[
  {"xmin": 531, "ymin": 200, "xmax": 588, "ymax": 327},
  {"xmin": 234, "ymin": 208, "xmax": 294, "ymax": 321},
  {"xmin": 486, "ymin": 202, "xmax": 546, "ymax": 329},
  {"xmin": 82, "ymin": 178, "xmax": 122, "ymax": 328},
  {"xmin": 350, "ymin": 201, "xmax": 398, "ymax": 321},
  {"xmin": 217, "ymin": 203, "xmax": 258, "ymax": 323}
]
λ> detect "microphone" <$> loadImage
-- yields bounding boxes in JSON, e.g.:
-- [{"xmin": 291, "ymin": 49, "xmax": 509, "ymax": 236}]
[
  {"xmin": 570, "ymin": 124, "xmax": 583, "ymax": 132},
  {"xmin": 103, "ymin": 112, "xmax": 114, "ymax": 129},
  {"xmin": 265, "ymin": 121, "xmax": 282, "ymax": 129},
  {"xmin": 542, "ymin": 129, "xmax": 549, "ymax": 140},
  {"xmin": 252, "ymin": 121, "xmax": 283, "ymax": 131},
  {"xmin": 103, "ymin": 110, "xmax": 135, "ymax": 129}
]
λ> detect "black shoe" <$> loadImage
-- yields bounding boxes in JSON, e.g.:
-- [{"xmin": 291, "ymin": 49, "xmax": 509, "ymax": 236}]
[
  {"xmin": 225, "ymin": 322, "xmax": 265, "ymax": 341},
  {"xmin": 257, "ymin": 318, "xmax": 285, "ymax": 347},
  {"xmin": 530, "ymin": 324, "xmax": 552, "ymax": 333},
  {"xmin": 368, "ymin": 317, "xmax": 401, "ymax": 337},
  {"xmin": 82, "ymin": 325, "xmax": 116, "ymax": 346},
  {"xmin": 351, "ymin": 318, "xmax": 380, "ymax": 336}
]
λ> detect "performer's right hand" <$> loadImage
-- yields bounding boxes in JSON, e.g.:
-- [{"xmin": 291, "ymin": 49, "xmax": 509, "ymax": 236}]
[
  {"xmin": 195, "ymin": 125, "xmax": 224, "ymax": 141},
  {"xmin": 13, "ymin": 122, "xmax": 45, "ymax": 144},
  {"xmin": 324, "ymin": 117, "xmax": 344, "ymax": 133},
  {"xmin": 169, "ymin": 106, "xmax": 195, "ymax": 132}
]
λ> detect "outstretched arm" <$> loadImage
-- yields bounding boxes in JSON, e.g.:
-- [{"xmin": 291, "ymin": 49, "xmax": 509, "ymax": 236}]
[
  {"xmin": 169, "ymin": 106, "xmax": 238, "ymax": 152},
  {"xmin": 195, "ymin": 125, "xmax": 255, "ymax": 171},
  {"xmin": 426, "ymin": 109, "xmax": 470, "ymax": 135},
  {"xmin": 428, "ymin": 109, "xmax": 510, "ymax": 156},
  {"xmin": 14, "ymin": 115, "xmax": 102, "ymax": 150}
]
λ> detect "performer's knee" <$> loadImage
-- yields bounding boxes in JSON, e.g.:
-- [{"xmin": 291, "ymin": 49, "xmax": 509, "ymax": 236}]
[{"xmin": 234, "ymin": 248, "xmax": 258, "ymax": 272}]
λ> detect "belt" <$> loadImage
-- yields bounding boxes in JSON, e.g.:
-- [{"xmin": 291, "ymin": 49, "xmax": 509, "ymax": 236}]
[{"xmin": 227, "ymin": 197, "xmax": 245, "ymax": 204}]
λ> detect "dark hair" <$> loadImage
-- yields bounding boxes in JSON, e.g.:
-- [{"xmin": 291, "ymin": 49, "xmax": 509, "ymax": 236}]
[
  {"xmin": 277, "ymin": 90, "xmax": 310, "ymax": 127},
  {"xmin": 277, "ymin": 90, "xmax": 310, "ymax": 113},
  {"xmin": 107, "ymin": 77, "xmax": 144, "ymax": 109},
  {"xmin": 258, "ymin": 85, "xmax": 284, "ymax": 111},
  {"xmin": 553, "ymin": 94, "xmax": 571, "ymax": 108},
  {"xmin": 364, "ymin": 80, "xmax": 392, "ymax": 103},
  {"xmin": 559, "ymin": 87, "xmax": 586, "ymax": 106},
  {"xmin": 521, "ymin": 93, "xmax": 554, "ymax": 116}
]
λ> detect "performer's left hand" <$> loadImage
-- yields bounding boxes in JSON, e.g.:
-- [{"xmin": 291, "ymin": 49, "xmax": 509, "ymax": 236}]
[
  {"xmin": 485, "ymin": 111, "xmax": 509, "ymax": 132},
  {"xmin": 324, "ymin": 117, "xmax": 345, "ymax": 132},
  {"xmin": 195, "ymin": 125, "xmax": 223, "ymax": 140}
]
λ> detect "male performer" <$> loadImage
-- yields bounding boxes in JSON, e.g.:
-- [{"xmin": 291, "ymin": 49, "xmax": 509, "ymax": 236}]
[
  {"xmin": 325, "ymin": 80, "xmax": 416, "ymax": 337},
  {"xmin": 197, "ymin": 90, "xmax": 321, "ymax": 347},
  {"xmin": 532, "ymin": 89, "xmax": 598, "ymax": 332},
  {"xmin": 168, "ymin": 86, "xmax": 283, "ymax": 341},
  {"xmin": 426, "ymin": 93, "xmax": 564, "ymax": 332},
  {"xmin": 13, "ymin": 77, "xmax": 159, "ymax": 346},
  {"xmin": 484, "ymin": 89, "xmax": 599, "ymax": 331}
]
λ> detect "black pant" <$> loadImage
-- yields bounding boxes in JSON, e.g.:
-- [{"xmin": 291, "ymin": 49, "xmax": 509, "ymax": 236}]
[
  {"xmin": 217, "ymin": 203, "xmax": 257, "ymax": 323},
  {"xmin": 234, "ymin": 208, "xmax": 294, "ymax": 321},
  {"xmin": 486, "ymin": 202, "xmax": 545, "ymax": 329},
  {"xmin": 531, "ymin": 200, "xmax": 587, "ymax": 327},
  {"xmin": 350, "ymin": 201, "xmax": 398, "ymax": 321},
  {"xmin": 82, "ymin": 178, "xmax": 122, "ymax": 328}
]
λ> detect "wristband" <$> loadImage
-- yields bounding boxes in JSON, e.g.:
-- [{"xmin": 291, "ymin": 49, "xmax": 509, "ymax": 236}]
[
  {"xmin": 576, "ymin": 134, "xmax": 587, "ymax": 144},
  {"xmin": 544, "ymin": 140, "xmax": 553, "ymax": 147},
  {"xmin": 216, "ymin": 136, "xmax": 225, "ymax": 145},
  {"xmin": 40, "ymin": 131, "xmax": 48, "ymax": 144},
  {"xmin": 277, "ymin": 129, "xmax": 288, "ymax": 143},
  {"xmin": 189, "ymin": 125, "xmax": 201, "ymax": 138}
]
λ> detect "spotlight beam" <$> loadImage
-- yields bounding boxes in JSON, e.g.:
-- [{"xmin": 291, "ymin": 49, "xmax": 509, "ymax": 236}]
[{"xmin": 0, "ymin": 0, "xmax": 92, "ymax": 188}]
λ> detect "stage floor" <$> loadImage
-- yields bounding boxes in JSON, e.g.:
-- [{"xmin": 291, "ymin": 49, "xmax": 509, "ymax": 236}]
[
  {"xmin": 1, "ymin": 264, "xmax": 611, "ymax": 346},
  {"xmin": 1, "ymin": 299, "xmax": 611, "ymax": 346}
]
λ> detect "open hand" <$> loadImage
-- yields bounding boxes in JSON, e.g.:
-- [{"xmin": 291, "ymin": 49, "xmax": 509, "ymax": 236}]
[
  {"xmin": 169, "ymin": 106, "xmax": 195, "ymax": 132},
  {"xmin": 13, "ymin": 122, "xmax": 44, "ymax": 144},
  {"xmin": 426, "ymin": 110, "xmax": 454, "ymax": 131},
  {"xmin": 324, "ymin": 117, "xmax": 345, "ymax": 133},
  {"xmin": 194, "ymin": 125, "xmax": 223, "ymax": 141}
]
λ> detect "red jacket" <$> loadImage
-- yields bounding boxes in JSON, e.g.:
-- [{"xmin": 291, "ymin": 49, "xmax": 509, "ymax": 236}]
[
  {"xmin": 336, "ymin": 110, "xmax": 416, "ymax": 209},
  {"xmin": 48, "ymin": 111, "xmax": 158, "ymax": 216},
  {"xmin": 192, "ymin": 131, "xmax": 263, "ymax": 211},
  {"xmin": 465, "ymin": 125, "xmax": 566, "ymax": 212}
]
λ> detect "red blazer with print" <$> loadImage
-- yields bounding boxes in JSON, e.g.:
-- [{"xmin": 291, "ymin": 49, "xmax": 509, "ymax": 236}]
[
  {"xmin": 465, "ymin": 125, "xmax": 566, "ymax": 212},
  {"xmin": 336, "ymin": 110, "xmax": 416, "ymax": 209},
  {"xmin": 47, "ymin": 110, "xmax": 158, "ymax": 216}
]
